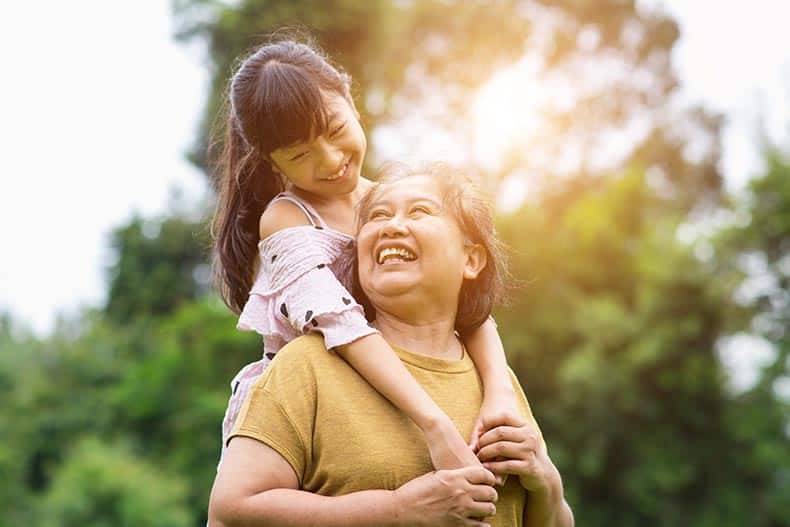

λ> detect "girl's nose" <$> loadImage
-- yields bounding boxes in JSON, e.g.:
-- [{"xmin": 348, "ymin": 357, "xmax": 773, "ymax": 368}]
[{"xmin": 316, "ymin": 138, "xmax": 344, "ymax": 170}]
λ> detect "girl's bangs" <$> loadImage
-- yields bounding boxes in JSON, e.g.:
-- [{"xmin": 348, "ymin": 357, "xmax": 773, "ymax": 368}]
[{"xmin": 254, "ymin": 63, "xmax": 331, "ymax": 154}]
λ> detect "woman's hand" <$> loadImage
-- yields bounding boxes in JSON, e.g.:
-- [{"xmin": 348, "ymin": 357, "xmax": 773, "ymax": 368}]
[
  {"xmin": 424, "ymin": 416, "xmax": 482, "ymax": 470},
  {"xmin": 475, "ymin": 412, "xmax": 559, "ymax": 495},
  {"xmin": 392, "ymin": 466, "xmax": 499, "ymax": 527},
  {"xmin": 468, "ymin": 390, "xmax": 521, "ymax": 485}
]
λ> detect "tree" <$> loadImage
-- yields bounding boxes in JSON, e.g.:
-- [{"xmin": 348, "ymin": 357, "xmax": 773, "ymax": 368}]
[
  {"xmin": 105, "ymin": 214, "xmax": 211, "ymax": 324},
  {"xmin": 175, "ymin": 0, "xmax": 722, "ymax": 208},
  {"xmin": 40, "ymin": 437, "xmax": 191, "ymax": 527}
]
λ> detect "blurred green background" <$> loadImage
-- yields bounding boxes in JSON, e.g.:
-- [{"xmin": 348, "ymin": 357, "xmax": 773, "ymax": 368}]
[{"xmin": 2, "ymin": 1, "xmax": 789, "ymax": 525}]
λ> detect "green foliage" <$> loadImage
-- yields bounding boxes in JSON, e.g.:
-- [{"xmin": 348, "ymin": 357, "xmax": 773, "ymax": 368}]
[
  {"xmin": 177, "ymin": 0, "xmax": 721, "ymax": 207},
  {"xmin": 40, "ymin": 437, "xmax": 191, "ymax": 527},
  {"xmin": 105, "ymin": 214, "xmax": 211, "ymax": 324},
  {"xmin": 2, "ymin": 2, "xmax": 787, "ymax": 526},
  {"xmin": 495, "ymin": 168, "xmax": 789, "ymax": 525}
]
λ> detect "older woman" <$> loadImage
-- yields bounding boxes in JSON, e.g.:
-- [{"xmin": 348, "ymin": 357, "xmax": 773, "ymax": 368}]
[{"xmin": 208, "ymin": 165, "xmax": 573, "ymax": 527}]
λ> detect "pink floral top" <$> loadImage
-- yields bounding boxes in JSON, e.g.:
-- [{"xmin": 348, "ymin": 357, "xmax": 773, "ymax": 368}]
[{"xmin": 220, "ymin": 191, "xmax": 378, "ymax": 458}]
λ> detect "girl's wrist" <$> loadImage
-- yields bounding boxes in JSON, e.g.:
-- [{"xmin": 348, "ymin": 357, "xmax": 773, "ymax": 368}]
[
  {"xmin": 483, "ymin": 381, "xmax": 517, "ymax": 402},
  {"xmin": 418, "ymin": 411, "xmax": 455, "ymax": 435}
]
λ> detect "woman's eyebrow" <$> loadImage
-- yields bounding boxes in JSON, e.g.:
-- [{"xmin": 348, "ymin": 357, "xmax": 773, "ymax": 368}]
[{"xmin": 370, "ymin": 196, "xmax": 442, "ymax": 209}]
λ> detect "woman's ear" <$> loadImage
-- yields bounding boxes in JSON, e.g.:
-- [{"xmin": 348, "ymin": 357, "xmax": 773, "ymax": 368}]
[{"xmin": 463, "ymin": 243, "xmax": 487, "ymax": 280}]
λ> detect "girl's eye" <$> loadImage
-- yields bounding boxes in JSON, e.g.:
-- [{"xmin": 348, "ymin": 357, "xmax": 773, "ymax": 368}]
[
  {"xmin": 369, "ymin": 209, "xmax": 389, "ymax": 220},
  {"xmin": 411, "ymin": 205, "xmax": 432, "ymax": 215},
  {"xmin": 330, "ymin": 122, "xmax": 346, "ymax": 137}
]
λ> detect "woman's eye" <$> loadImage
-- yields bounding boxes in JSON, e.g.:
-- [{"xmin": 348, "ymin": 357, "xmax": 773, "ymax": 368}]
[{"xmin": 289, "ymin": 151, "xmax": 308, "ymax": 162}]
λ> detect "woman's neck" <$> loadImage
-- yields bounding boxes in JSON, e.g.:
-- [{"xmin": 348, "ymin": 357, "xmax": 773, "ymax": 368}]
[{"xmin": 372, "ymin": 310, "xmax": 463, "ymax": 361}]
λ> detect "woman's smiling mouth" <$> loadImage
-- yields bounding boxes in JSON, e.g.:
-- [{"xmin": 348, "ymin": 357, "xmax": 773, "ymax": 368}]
[{"xmin": 377, "ymin": 245, "xmax": 417, "ymax": 265}]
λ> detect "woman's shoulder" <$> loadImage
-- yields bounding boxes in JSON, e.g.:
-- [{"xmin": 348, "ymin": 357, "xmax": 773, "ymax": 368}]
[{"xmin": 265, "ymin": 334, "xmax": 341, "ymax": 383}]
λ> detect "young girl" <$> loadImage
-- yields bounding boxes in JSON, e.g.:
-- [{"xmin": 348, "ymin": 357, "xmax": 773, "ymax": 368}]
[{"xmin": 212, "ymin": 37, "xmax": 519, "ymax": 471}]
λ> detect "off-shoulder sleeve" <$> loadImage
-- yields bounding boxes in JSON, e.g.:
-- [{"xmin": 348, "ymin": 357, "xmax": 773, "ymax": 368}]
[{"xmin": 236, "ymin": 226, "xmax": 377, "ymax": 352}]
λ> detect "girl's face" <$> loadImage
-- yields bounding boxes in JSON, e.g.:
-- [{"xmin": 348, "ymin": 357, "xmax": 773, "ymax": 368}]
[{"xmin": 269, "ymin": 92, "xmax": 366, "ymax": 198}]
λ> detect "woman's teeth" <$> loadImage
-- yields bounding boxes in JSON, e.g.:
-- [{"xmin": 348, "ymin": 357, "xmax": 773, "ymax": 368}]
[{"xmin": 377, "ymin": 247, "xmax": 417, "ymax": 264}]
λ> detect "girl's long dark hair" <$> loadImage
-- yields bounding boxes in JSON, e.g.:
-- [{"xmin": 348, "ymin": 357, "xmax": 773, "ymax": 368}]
[{"xmin": 210, "ymin": 37, "xmax": 351, "ymax": 313}]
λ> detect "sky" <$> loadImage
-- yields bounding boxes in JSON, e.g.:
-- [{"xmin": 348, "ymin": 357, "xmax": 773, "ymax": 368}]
[{"xmin": 1, "ymin": 0, "xmax": 789, "ymax": 339}]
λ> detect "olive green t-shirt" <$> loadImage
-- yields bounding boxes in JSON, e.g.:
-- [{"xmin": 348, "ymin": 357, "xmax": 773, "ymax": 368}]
[{"xmin": 230, "ymin": 334, "xmax": 541, "ymax": 526}]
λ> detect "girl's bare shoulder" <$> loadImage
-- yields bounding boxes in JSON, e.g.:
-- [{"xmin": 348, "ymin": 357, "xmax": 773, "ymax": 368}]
[{"xmin": 258, "ymin": 199, "xmax": 313, "ymax": 241}]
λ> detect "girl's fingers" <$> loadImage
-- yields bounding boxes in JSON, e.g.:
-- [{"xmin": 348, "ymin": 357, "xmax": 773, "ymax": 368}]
[
  {"xmin": 476, "ymin": 440, "xmax": 525, "ymax": 463},
  {"xmin": 468, "ymin": 418, "xmax": 484, "ymax": 452}
]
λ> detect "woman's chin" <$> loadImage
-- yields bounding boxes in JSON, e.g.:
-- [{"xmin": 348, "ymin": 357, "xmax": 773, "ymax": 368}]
[{"xmin": 365, "ymin": 276, "xmax": 420, "ymax": 299}]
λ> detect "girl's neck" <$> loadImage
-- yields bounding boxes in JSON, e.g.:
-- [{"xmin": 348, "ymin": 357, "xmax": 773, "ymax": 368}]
[
  {"xmin": 372, "ymin": 310, "xmax": 463, "ymax": 361},
  {"xmin": 288, "ymin": 178, "xmax": 374, "ymax": 234}
]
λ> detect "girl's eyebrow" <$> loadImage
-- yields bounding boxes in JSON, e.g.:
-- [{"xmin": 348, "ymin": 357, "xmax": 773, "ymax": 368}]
[{"xmin": 280, "ymin": 113, "xmax": 345, "ymax": 153}]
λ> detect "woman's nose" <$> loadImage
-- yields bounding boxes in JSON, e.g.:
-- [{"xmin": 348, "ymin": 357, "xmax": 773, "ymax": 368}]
[{"xmin": 381, "ymin": 214, "xmax": 408, "ymax": 237}]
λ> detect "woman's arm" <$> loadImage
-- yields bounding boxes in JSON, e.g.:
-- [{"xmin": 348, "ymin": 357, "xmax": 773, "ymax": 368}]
[
  {"xmin": 209, "ymin": 437, "xmax": 498, "ymax": 527},
  {"xmin": 336, "ymin": 333, "xmax": 480, "ymax": 469},
  {"xmin": 522, "ymin": 478, "xmax": 574, "ymax": 527},
  {"xmin": 463, "ymin": 318, "xmax": 520, "ymax": 451}
]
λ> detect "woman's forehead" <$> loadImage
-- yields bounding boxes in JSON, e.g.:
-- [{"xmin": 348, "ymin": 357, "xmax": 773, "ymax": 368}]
[{"xmin": 372, "ymin": 174, "xmax": 443, "ymax": 205}]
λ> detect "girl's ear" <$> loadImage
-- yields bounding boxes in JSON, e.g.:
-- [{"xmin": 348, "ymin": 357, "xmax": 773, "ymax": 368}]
[
  {"xmin": 269, "ymin": 159, "xmax": 282, "ymax": 175},
  {"xmin": 463, "ymin": 243, "xmax": 487, "ymax": 280}
]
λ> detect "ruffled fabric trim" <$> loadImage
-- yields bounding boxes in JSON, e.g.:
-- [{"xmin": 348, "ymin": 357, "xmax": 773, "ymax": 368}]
[
  {"xmin": 237, "ymin": 265, "xmax": 376, "ymax": 352},
  {"xmin": 256, "ymin": 225, "xmax": 354, "ymax": 292}
]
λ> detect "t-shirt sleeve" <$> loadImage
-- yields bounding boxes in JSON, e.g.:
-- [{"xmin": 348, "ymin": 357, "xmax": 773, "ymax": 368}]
[{"xmin": 227, "ymin": 338, "xmax": 321, "ymax": 486}]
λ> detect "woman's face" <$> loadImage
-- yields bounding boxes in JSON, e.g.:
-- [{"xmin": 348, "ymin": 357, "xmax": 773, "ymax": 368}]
[
  {"xmin": 269, "ymin": 92, "xmax": 366, "ymax": 199},
  {"xmin": 357, "ymin": 175, "xmax": 485, "ymax": 315}
]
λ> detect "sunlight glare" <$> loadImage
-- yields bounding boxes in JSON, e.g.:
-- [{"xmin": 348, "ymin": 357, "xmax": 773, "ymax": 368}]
[{"xmin": 472, "ymin": 58, "xmax": 550, "ymax": 172}]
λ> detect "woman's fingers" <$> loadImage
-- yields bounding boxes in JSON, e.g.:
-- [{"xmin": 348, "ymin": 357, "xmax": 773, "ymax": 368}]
[
  {"xmin": 468, "ymin": 482, "xmax": 499, "ymax": 504},
  {"xmin": 481, "ymin": 458, "xmax": 530, "ymax": 476},
  {"xmin": 463, "ymin": 498, "xmax": 497, "ymax": 519},
  {"xmin": 477, "ymin": 440, "xmax": 528, "ymax": 463},
  {"xmin": 459, "ymin": 465, "xmax": 497, "ymax": 486},
  {"xmin": 481, "ymin": 411, "xmax": 526, "ymax": 434},
  {"xmin": 477, "ymin": 424, "xmax": 538, "ymax": 451}
]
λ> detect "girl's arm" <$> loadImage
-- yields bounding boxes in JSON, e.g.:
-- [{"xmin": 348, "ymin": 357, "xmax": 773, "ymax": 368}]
[
  {"xmin": 336, "ymin": 333, "xmax": 480, "ymax": 469},
  {"xmin": 256, "ymin": 202, "xmax": 477, "ymax": 470},
  {"xmin": 463, "ymin": 317, "xmax": 521, "ymax": 451}
]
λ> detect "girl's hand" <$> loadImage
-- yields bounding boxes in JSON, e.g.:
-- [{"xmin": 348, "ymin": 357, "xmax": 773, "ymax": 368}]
[
  {"xmin": 392, "ymin": 466, "xmax": 499, "ymax": 527},
  {"xmin": 425, "ymin": 417, "xmax": 482, "ymax": 470},
  {"xmin": 468, "ymin": 389, "xmax": 520, "ymax": 452},
  {"xmin": 475, "ymin": 412, "xmax": 559, "ymax": 495},
  {"xmin": 469, "ymin": 391, "xmax": 521, "ymax": 485}
]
